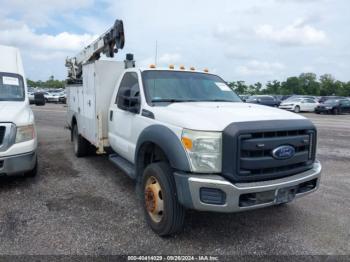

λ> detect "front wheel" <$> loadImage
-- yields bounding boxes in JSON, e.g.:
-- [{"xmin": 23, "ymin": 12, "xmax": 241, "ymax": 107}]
[
  {"xmin": 294, "ymin": 106, "xmax": 300, "ymax": 113},
  {"xmin": 142, "ymin": 162, "xmax": 185, "ymax": 236}
]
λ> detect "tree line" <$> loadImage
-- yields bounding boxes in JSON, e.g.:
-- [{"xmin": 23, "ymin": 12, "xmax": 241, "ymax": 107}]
[
  {"xmin": 228, "ymin": 73, "xmax": 350, "ymax": 97},
  {"xmin": 27, "ymin": 73, "xmax": 350, "ymax": 97},
  {"xmin": 27, "ymin": 75, "xmax": 65, "ymax": 89}
]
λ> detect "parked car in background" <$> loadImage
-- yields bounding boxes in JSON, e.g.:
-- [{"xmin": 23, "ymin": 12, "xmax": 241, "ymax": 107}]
[
  {"xmin": 246, "ymin": 95, "xmax": 280, "ymax": 107},
  {"xmin": 315, "ymin": 99, "xmax": 350, "ymax": 114},
  {"xmin": 239, "ymin": 95, "xmax": 250, "ymax": 102},
  {"xmin": 318, "ymin": 96, "xmax": 344, "ymax": 104},
  {"xmin": 279, "ymin": 98, "xmax": 319, "ymax": 113},
  {"xmin": 284, "ymin": 95, "xmax": 318, "ymax": 102},
  {"xmin": 28, "ymin": 91, "xmax": 35, "ymax": 104}
]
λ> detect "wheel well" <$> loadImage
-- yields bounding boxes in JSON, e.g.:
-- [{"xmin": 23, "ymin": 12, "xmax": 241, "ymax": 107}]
[{"xmin": 136, "ymin": 142, "xmax": 169, "ymax": 179}]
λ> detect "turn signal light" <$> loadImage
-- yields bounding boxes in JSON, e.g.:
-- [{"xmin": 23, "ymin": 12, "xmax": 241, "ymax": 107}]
[{"xmin": 181, "ymin": 137, "xmax": 193, "ymax": 150}]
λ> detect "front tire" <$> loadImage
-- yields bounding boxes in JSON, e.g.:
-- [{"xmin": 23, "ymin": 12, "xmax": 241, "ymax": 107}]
[
  {"xmin": 142, "ymin": 162, "xmax": 185, "ymax": 236},
  {"xmin": 72, "ymin": 123, "xmax": 89, "ymax": 157},
  {"xmin": 294, "ymin": 106, "xmax": 300, "ymax": 113}
]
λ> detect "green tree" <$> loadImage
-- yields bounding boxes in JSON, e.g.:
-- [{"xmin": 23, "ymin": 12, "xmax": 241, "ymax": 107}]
[
  {"xmin": 264, "ymin": 80, "xmax": 281, "ymax": 94},
  {"xmin": 228, "ymin": 81, "xmax": 248, "ymax": 95},
  {"xmin": 281, "ymin": 77, "xmax": 301, "ymax": 95},
  {"xmin": 298, "ymin": 73, "xmax": 320, "ymax": 96}
]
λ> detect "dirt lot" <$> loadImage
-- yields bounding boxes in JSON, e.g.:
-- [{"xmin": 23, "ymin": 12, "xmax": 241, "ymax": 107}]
[{"xmin": 0, "ymin": 103, "xmax": 349, "ymax": 255}]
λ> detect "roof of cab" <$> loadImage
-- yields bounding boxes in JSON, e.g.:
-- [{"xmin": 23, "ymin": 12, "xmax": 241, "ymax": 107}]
[{"xmin": 0, "ymin": 45, "xmax": 25, "ymax": 76}]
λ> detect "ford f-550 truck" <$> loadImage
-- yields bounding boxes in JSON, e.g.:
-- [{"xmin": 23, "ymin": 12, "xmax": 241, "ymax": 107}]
[
  {"xmin": 0, "ymin": 45, "xmax": 38, "ymax": 178},
  {"xmin": 66, "ymin": 20, "xmax": 321, "ymax": 236}
]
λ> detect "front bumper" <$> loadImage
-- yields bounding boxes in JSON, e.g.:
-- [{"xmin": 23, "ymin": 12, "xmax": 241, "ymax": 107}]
[
  {"xmin": 0, "ymin": 151, "xmax": 37, "ymax": 176},
  {"xmin": 279, "ymin": 105, "xmax": 294, "ymax": 110},
  {"xmin": 174, "ymin": 161, "xmax": 321, "ymax": 212}
]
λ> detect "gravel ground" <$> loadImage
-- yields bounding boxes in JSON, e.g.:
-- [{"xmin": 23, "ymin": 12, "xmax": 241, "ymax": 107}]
[{"xmin": 0, "ymin": 104, "xmax": 349, "ymax": 255}]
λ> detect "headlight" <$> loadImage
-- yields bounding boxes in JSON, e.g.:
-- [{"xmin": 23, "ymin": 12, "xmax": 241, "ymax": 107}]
[
  {"xmin": 15, "ymin": 125, "xmax": 35, "ymax": 143},
  {"xmin": 325, "ymin": 107, "xmax": 332, "ymax": 109},
  {"xmin": 181, "ymin": 129, "xmax": 222, "ymax": 173}
]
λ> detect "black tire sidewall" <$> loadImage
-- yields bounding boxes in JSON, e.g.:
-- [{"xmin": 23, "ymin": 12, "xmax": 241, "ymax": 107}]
[{"xmin": 142, "ymin": 162, "xmax": 184, "ymax": 236}]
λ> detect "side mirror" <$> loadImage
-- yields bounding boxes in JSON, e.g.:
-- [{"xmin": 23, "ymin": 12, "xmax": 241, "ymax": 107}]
[
  {"xmin": 34, "ymin": 93, "xmax": 46, "ymax": 106},
  {"xmin": 119, "ymin": 87, "xmax": 140, "ymax": 113}
]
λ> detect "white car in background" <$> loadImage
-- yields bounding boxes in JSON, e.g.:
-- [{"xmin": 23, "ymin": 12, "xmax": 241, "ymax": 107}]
[{"xmin": 279, "ymin": 97, "xmax": 319, "ymax": 113}]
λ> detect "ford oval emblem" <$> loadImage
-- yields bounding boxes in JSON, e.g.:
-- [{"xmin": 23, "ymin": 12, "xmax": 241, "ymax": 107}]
[{"xmin": 272, "ymin": 145, "xmax": 295, "ymax": 160}]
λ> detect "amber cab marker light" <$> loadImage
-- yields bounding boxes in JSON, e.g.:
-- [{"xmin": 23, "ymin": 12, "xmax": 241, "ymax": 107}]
[
  {"xmin": 169, "ymin": 64, "xmax": 175, "ymax": 69},
  {"xmin": 204, "ymin": 68, "xmax": 209, "ymax": 73},
  {"xmin": 149, "ymin": 64, "xmax": 156, "ymax": 68},
  {"xmin": 190, "ymin": 67, "xmax": 195, "ymax": 71},
  {"xmin": 180, "ymin": 65, "xmax": 185, "ymax": 70}
]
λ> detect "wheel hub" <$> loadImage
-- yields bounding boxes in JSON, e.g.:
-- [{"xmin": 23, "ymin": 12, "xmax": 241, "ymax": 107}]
[
  {"xmin": 145, "ymin": 187, "xmax": 157, "ymax": 212},
  {"xmin": 144, "ymin": 176, "xmax": 164, "ymax": 223}
]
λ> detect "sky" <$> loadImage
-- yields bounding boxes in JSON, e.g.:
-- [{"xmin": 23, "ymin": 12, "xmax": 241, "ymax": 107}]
[{"xmin": 0, "ymin": 0, "xmax": 349, "ymax": 84}]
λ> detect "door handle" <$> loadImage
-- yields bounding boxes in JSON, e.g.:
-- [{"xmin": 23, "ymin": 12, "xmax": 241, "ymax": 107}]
[{"xmin": 110, "ymin": 110, "xmax": 113, "ymax": 121}]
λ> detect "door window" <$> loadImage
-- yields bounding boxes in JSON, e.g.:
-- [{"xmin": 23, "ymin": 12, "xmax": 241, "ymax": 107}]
[
  {"xmin": 115, "ymin": 72, "xmax": 140, "ymax": 110},
  {"xmin": 305, "ymin": 99, "xmax": 316, "ymax": 103}
]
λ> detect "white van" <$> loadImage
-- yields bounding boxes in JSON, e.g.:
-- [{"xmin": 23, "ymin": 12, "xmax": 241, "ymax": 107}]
[{"xmin": 0, "ymin": 45, "xmax": 38, "ymax": 177}]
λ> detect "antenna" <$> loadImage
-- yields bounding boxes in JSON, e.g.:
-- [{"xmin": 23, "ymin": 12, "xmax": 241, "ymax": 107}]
[{"xmin": 155, "ymin": 40, "xmax": 158, "ymax": 66}]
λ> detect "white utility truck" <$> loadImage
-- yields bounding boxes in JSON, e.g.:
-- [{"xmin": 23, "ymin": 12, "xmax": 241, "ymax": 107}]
[
  {"xmin": 0, "ymin": 45, "xmax": 38, "ymax": 177},
  {"xmin": 66, "ymin": 20, "xmax": 322, "ymax": 236}
]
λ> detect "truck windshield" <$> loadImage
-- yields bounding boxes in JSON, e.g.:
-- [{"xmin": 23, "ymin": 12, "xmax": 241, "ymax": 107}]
[
  {"xmin": 0, "ymin": 73, "xmax": 25, "ymax": 101},
  {"xmin": 142, "ymin": 70, "xmax": 242, "ymax": 104}
]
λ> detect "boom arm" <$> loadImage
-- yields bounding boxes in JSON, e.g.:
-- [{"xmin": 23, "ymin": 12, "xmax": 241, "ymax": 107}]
[{"xmin": 65, "ymin": 19, "xmax": 125, "ymax": 83}]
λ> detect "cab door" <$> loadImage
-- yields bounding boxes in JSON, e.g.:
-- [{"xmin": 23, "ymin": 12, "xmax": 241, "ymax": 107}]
[{"xmin": 108, "ymin": 72, "xmax": 141, "ymax": 161}]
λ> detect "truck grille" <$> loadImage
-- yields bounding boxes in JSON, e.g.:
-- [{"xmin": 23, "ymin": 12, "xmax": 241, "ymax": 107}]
[
  {"xmin": 238, "ymin": 129, "xmax": 316, "ymax": 180},
  {"xmin": 222, "ymin": 119, "xmax": 317, "ymax": 183},
  {"xmin": 0, "ymin": 126, "xmax": 5, "ymax": 146}
]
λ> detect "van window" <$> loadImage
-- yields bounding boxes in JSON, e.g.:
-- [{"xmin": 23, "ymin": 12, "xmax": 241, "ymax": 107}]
[{"xmin": 0, "ymin": 73, "xmax": 25, "ymax": 101}]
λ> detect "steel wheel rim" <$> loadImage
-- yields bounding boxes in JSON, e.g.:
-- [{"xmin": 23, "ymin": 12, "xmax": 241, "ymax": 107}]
[{"xmin": 144, "ymin": 176, "xmax": 164, "ymax": 223}]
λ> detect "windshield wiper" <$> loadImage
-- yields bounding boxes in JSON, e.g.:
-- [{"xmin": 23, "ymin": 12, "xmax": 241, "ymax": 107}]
[{"xmin": 151, "ymin": 99, "xmax": 198, "ymax": 103}]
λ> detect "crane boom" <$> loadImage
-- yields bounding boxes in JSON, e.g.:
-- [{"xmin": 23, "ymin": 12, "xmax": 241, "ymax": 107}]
[{"xmin": 65, "ymin": 19, "xmax": 125, "ymax": 84}]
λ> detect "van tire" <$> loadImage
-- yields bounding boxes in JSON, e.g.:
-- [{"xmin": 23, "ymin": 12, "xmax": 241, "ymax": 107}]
[
  {"xmin": 72, "ymin": 123, "xmax": 89, "ymax": 157},
  {"xmin": 142, "ymin": 162, "xmax": 185, "ymax": 236}
]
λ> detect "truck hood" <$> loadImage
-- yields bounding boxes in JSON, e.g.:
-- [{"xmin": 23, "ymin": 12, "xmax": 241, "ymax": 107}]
[
  {"xmin": 0, "ymin": 102, "xmax": 34, "ymax": 126},
  {"xmin": 151, "ymin": 102, "xmax": 306, "ymax": 131}
]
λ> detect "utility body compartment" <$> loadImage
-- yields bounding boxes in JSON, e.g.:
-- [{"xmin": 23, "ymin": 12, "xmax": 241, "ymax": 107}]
[{"xmin": 66, "ymin": 60, "xmax": 125, "ymax": 152}]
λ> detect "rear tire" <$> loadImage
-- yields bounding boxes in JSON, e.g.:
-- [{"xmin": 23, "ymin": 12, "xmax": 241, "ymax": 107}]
[
  {"xmin": 142, "ymin": 162, "xmax": 185, "ymax": 236},
  {"xmin": 72, "ymin": 123, "xmax": 89, "ymax": 157},
  {"xmin": 294, "ymin": 106, "xmax": 300, "ymax": 113}
]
